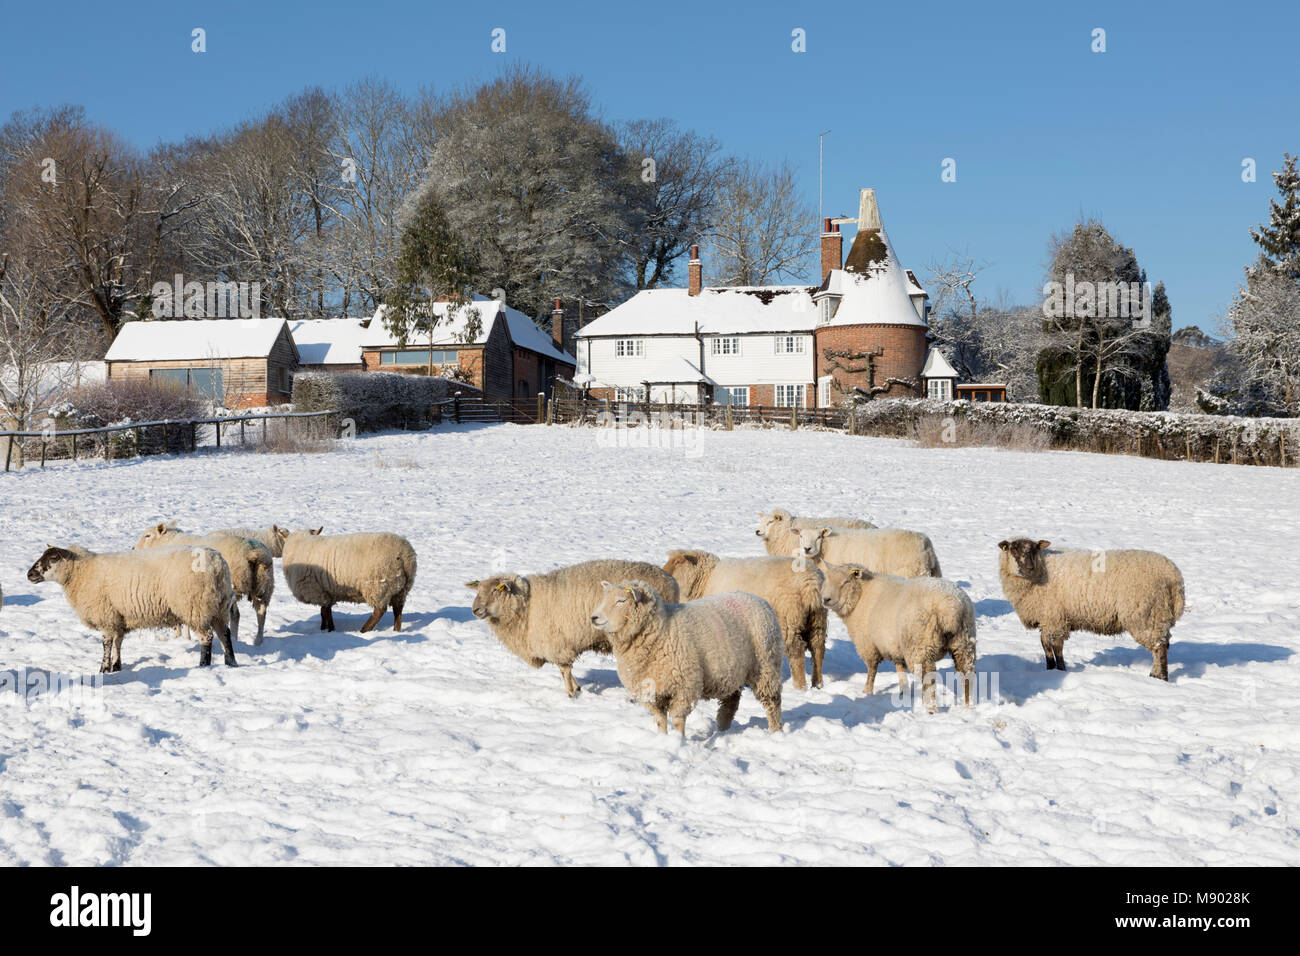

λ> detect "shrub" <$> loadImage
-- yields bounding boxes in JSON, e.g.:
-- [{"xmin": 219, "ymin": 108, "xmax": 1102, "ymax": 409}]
[
  {"xmin": 292, "ymin": 371, "xmax": 480, "ymax": 433},
  {"xmin": 63, "ymin": 379, "xmax": 206, "ymax": 428}
]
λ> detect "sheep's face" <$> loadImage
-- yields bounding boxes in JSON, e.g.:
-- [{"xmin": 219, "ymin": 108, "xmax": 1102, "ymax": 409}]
[
  {"xmin": 469, "ymin": 574, "xmax": 528, "ymax": 624},
  {"xmin": 998, "ymin": 538, "xmax": 1051, "ymax": 581},
  {"xmin": 27, "ymin": 546, "xmax": 77, "ymax": 585},
  {"xmin": 755, "ymin": 509, "xmax": 790, "ymax": 540},
  {"xmin": 795, "ymin": 526, "xmax": 831, "ymax": 560},
  {"xmin": 134, "ymin": 521, "xmax": 180, "ymax": 550},
  {"xmin": 819, "ymin": 562, "xmax": 867, "ymax": 616},
  {"xmin": 591, "ymin": 579, "xmax": 655, "ymax": 636},
  {"xmin": 276, "ymin": 526, "xmax": 322, "ymax": 549}
]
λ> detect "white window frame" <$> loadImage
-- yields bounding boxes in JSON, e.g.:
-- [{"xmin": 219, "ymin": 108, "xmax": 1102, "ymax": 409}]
[
  {"xmin": 715, "ymin": 386, "xmax": 749, "ymax": 406},
  {"xmin": 774, "ymin": 335, "xmax": 806, "ymax": 355},
  {"xmin": 711, "ymin": 336, "xmax": 740, "ymax": 356},
  {"xmin": 614, "ymin": 386, "xmax": 645, "ymax": 403},
  {"xmin": 775, "ymin": 384, "xmax": 806, "ymax": 408},
  {"xmin": 615, "ymin": 338, "xmax": 644, "ymax": 358},
  {"xmin": 818, "ymin": 376, "xmax": 832, "ymax": 408},
  {"xmin": 927, "ymin": 378, "xmax": 953, "ymax": 401}
]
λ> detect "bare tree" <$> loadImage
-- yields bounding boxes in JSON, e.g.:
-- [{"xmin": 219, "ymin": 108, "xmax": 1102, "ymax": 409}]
[
  {"xmin": 704, "ymin": 159, "xmax": 816, "ymax": 286},
  {"xmin": 617, "ymin": 118, "xmax": 725, "ymax": 290}
]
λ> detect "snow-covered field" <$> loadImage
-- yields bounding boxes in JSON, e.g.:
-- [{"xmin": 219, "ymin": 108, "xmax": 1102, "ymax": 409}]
[{"xmin": 1, "ymin": 422, "xmax": 1296, "ymax": 865}]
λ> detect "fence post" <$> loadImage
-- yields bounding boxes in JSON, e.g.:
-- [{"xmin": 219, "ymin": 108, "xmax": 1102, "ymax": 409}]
[
  {"xmin": 134, "ymin": 426, "xmax": 141, "ymax": 457},
  {"xmin": 537, "ymin": 392, "xmax": 545, "ymax": 423},
  {"xmin": 72, "ymin": 433, "xmax": 77, "ymax": 461},
  {"xmin": 790, "ymin": 406, "xmax": 798, "ymax": 430},
  {"xmin": 454, "ymin": 391, "xmax": 462, "ymax": 424},
  {"xmin": 726, "ymin": 397, "xmax": 733, "ymax": 431},
  {"xmin": 546, "ymin": 398, "xmax": 553, "ymax": 425},
  {"xmin": 262, "ymin": 417, "xmax": 267, "ymax": 445},
  {"xmin": 240, "ymin": 419, "xmax": 245, "ymax": 447},
  {"xmin": 106, "ymin": 430, "xmax": 112, "ymax": 462},
  {"xmin": 3, "ymin": 435, "xmax": 11, "ymax": 472},
  {"xmin": 215, "ymin": 422, "xmax": 221, "ymax": 450},
  {"xmin": 41, "ymin": 435, "xmax": 47, "ymax": 468}
]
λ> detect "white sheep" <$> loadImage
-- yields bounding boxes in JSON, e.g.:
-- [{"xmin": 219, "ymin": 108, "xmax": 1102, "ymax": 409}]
[
  {"xmin": 819, "ymin": 561, "xmax": 976, "ymax": 713},
  {"xmin": 795, "ymin": 525, "xmax": 942, "ymax": 579},
  {"xmin": 591, "ymin": 580, "xmax": 784, "ymax": 736},
  {"xmin": 25, "ymin": 544, "xmax": 237, "ymax": 671},
  {"xmin": 756, "ymin": 508, "xmax": 875, "ymax": 558},
  {"xmin": 663, "ymin": 549, "xmax": 827, "ymax": 690},
  {"xmin": 134, "ymin": 522, "xmax": 275, "ymax": 644},
  {"xmin": 997, "ymin": 537, "xmax": 1185, "ymax": 680},
  {"xmin": 467, "ymin": 559, "xmax": 681, "ymax": 697},
  {"xmin": 278, "ymin": 527, "xmax": 417, "ymax": 633},
  {"xmin": 214, "ymin": 526, "xmax": 288, "ymax": 558}
]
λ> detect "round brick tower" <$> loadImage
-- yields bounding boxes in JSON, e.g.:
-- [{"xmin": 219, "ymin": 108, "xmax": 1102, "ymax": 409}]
[{"xmin": 813, "ymin": 190, "xmax": 929, "ymax": 403}]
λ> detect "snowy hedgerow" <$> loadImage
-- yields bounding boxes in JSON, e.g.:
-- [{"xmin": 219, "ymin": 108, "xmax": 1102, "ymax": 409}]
[
  {"xmin": 591, "ymin": 580, "xmax": 784, "ymax": 736},
  {"xmin": 292, "ymin": 371, "xmax": 480, "ymax": 433}
]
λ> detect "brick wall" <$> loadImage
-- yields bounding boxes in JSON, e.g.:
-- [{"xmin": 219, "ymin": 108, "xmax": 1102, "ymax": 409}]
[{"xmin": 814, "ymin": 324, "xmax": 927, "ymax": 400}]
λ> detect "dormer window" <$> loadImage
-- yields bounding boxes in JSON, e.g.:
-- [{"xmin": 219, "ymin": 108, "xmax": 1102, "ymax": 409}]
[{"xmin": 818, "ymin": 296, "xmax": 839, "ymax": 325}]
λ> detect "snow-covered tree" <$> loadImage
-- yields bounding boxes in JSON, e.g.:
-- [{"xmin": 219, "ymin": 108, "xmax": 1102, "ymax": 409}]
[{"xmin": 1249, "ymin": 153, "xmax": 1300, "ymax": 277}]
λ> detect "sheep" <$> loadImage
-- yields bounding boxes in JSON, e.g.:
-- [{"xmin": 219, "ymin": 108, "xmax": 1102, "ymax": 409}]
[
  {"xmin": 467, "ymin": 559, "xmax": 681, "ymax": 698},
  {"xmin": 213, "ymin": 526, "xmax": 288, "ymax": 558},
  {"xmin": 25, "ymin": 544, "xmax": 237, "ymax": 672},
  {"xmin": 663, "ymin": 549, "xmax": 827, "ymax": 690},
  {"xmin": 277, "ymin": 527, "xmax": 417, "ymax": 633},
  {"xmin": 795, "ymin": 525, "xmax": 942, "ymax": 579},
  {"xmin": 997, "ymin": 537, "xmax": 1185, "ymax": 680},
  {"xmin": 591, "ymin": 580, "xmax": 783, "ymax": 736},
  {"xmin": 819, "ymin": 561, "xmax": 976, "ymax": 714},
  {"xmin": 756, "ymin": 508, "xmax": 875, "ymax": 558},
  {"xmin": 134, "ymin": 522, "xmax": 274, "ymax": 644}
]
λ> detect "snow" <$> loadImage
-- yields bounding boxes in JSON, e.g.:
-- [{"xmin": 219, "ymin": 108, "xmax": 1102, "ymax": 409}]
[
  {"xmin": 288, "ymin": 319, "xmax": 367, "ymax": 367},
  {"xmin": 104, "ymin": 319, "xmax": 294, "ymax": 362},
  {"xmin": 921, "ymin": 348, "xmax": 958, "ymax": 379},
  {"xmin": 640, "ymin": 356, "xmax": 716, "ymax": 385},
  {"xmin": 576, "ymin": 287, "xmax": 821, "ymax": 337},
  {"xmin": 1, "ymin": 424, "xmax": 1297, "ymax": 865}
]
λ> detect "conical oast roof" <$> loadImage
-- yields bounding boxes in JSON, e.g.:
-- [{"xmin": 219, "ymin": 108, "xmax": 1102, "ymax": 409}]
[{"xmin": 820, "ymin": 189, "xmax": 927, "ymax": 328}]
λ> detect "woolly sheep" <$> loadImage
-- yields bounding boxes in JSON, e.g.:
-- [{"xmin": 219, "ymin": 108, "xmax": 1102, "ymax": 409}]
[
  {"xmin": 795, "ymin": 525, "xmax": 942, "ymax": 579},
  {"xmin": 663, "ymin": 549, "xmax": 827, "ymax": 690},
  {"xmin": 819, "ymin": 561, "xmax": 976, "ymax": 714},
  {"xmin": 467, "ymin": 559, "xmax": 680, "ymax": 697},
  {"xmin": 997, "ymin": 537, "xmax": 1185, "ymax": 680},
  {"xmin": 756, "ymin": 508, "xmax": 875, "ymax": 558},
  {"xmin": 591, "ymin": 580, "xmax": 784, "ymax": 736},
  {"xmin": 25, "ymin": 544, "xmax": 237, "ymax": 671},
  {"xmin": 134, "ymin": 521, "xmax": 274, "ymax": 644},
  {"xmin": 278, "ymin": 528, "xmax": 417, "ymax": 633},
  {"xmin": 213, "ymin": 526, "xmax": 288, "ymax": 558}
]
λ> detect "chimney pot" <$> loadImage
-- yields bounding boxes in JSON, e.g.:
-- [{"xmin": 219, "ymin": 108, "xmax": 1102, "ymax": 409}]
[{"xmin": 688, "ymin": 245, "xmax": 702, "ymax": 296}]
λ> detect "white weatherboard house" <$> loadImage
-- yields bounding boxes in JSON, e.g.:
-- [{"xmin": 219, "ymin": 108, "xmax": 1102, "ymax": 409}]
[{"xmin": 576, "ymin": 188, "xmax": 947, "ymax": 408}]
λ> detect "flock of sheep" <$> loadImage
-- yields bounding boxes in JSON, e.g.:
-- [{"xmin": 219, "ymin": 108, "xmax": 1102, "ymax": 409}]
[
  {"xmin": 15, "ymin": 505, "xmax": 1185, "ymax": 738},
  {"xmin": 466, "ymin": 507, "xmax": 1186, "ymax": 736}
]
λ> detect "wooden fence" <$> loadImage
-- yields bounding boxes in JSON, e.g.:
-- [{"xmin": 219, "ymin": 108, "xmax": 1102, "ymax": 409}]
[
  {"xmin": 2, "ymin": 409, "xmax": 340, "ymax": 472},
  {"xmin": 547, "ymin": 397, "xmax": 852, "ymax": 431}
]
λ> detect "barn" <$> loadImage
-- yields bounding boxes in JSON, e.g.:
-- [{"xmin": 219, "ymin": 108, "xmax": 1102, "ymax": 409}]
[{"xmin": 103, "ymin": 318, "xmax": 300, "ymax": 408}]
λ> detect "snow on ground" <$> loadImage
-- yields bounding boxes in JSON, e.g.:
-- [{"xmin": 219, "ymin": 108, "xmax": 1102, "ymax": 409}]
[{"xmin": 0, "ymin": 422, "xmax": 1297, "ymax": 865}]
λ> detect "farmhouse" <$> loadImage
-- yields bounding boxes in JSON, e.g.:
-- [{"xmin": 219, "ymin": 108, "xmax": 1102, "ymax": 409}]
[
  {"xmin": 575, "ymin": 188, "xmax": 938, "ymax": 407},
  {"xmin": 361, "ymin": 294, "xmax": 576, "ymax": 400},
  {"xmin": 104, "ymin": 318, "xmax": 299, "ymax": 408}
]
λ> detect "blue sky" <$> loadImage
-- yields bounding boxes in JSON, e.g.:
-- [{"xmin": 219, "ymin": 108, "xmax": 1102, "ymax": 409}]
[{"xmin": 2, "ymin": 0, "xmax": 1296, "ymax": 330}]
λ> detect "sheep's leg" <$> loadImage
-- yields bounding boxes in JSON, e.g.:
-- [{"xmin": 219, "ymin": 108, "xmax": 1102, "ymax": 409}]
[
  {"xmin": 758, "ymin": 691, "xmax": 783, "ymax": 733},
  {"xmin": 559, "ymin": 663, "xmax": 581, "ymax": 698},
  {"xmin": 320, "ymin": 604, "xmax": 335, "ymax": 632},
  {"xmin": 809, "ymin": 614, "xmax": 826, "ymax": 689},
  {"xmin": 229, "ymin": 602, "xmax": 240, "ymax": 645},
  {"xmin": 199, "ymin": 633, "xmax": 213, "ymax": 666},
  {"xmin": 390, "ymin": 595, "xmax": 405, "ymax": 632},
  {"xmin": 253, "ymin": 602, "xmax": 266, "ymax": 646},
  {"xmin": 359, "ymin": 605, "xmax": 386, "ymax": 633},
  {"xmin": 785, "ymin": 630, "xmax": 807, "ymax": 691},
  {"xmin": 646, "ymin": 699, "xmax": 669, "ymax": 733},
  {"xmin": 1039, "ymin": 630, "xmax": 1060, "ymax": 670},
  {"xmin": 912, "ymin": 656, "xmax": 937, "ymax": 714},
  {"xmin": 950, "ymin": 644, "xmax": 976, "ymax": 706},
  {"xmin": 895, "ymin": 661, "xmax": 911, "ymax": 698},
  {"xmin": 862, "ymin": 647, "xmax": 882, "ymax": 694},
  {"xmin": 716, "ymin": 691, "xmax": 741, "ymax": 731},
  {"xmin": 669, "ymin": 698, "xmax": 692, "ymax": 738},
  {"xmin": 100, "ymin": 634, "xmax": 114, "ymax": 674},
  {"xmin": 1050, "ymin": 633, "xmax": 1068, "ymax": 671},
  {"xmin": 214, "ymin": 616, "xmax": 238, "ymax": 667},
  {"xmin": 1148, "ymin": 632, "xmax": 1170, "ymax": 681}
]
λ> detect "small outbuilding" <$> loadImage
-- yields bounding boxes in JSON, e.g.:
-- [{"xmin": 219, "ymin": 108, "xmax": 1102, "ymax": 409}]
[
  {"xmin": 104, "ymin": 318, "xmax": 300, "ymax": 408},
  {"xmin": 289, "ymin": 318, "xmax": 367, "ymax": 372}
]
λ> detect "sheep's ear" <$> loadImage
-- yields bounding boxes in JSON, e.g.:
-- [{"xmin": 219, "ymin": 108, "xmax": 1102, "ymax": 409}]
[
  {"xmin": 311, "ymin": 527, "xmax": 323, "ymax": 535},
  {"xmin": 155, "ymin": 522, "xmax": 167, "ymax": 534},
  {"xmin": 464, "ymin": 580, "xmax": 480, "ymax": 589},
  {"xmin": 599, "ymin": 580, "xmax": 613, "ymax": 590},
  {"xmin": 1036, "ymin": 540, "xmax": 1051, "ymax": 551},
  {"xmin": 849, "ymin": 568, "xmax": 862, "ymax": 578},
  {"xmin": 997, "ymin": 540, "xmax": 1009, "ymax": 551},
  {"xmin": 819, "ymin": 528, "xmax": 830, "ymax": 539}
]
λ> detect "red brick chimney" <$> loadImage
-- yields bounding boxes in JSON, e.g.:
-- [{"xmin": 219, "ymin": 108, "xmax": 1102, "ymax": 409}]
[
  {"xmin": 551, "ymin": 298, "xmax": 564, "ymax": 351},
  {"xmin": 821, "ymin": 218, "xmax": 842, "ymax": 281},
  {"xmin": 688, "ymin": 244, "xmax": 702, "ymax": 297}
]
